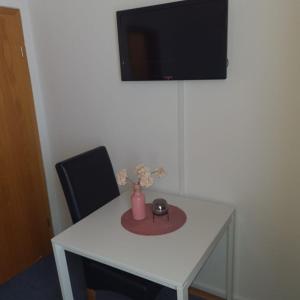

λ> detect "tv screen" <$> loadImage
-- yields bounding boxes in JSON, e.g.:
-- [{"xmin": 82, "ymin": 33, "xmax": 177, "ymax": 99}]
[{"xmin": 116, "ymin": 0, "xmax": 228, "ymax": 81}]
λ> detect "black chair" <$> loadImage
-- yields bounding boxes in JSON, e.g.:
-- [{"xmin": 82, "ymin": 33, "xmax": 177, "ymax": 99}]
[{"xmin": 55, "ymin": 146, "xmax": 161, "ymax": 300}]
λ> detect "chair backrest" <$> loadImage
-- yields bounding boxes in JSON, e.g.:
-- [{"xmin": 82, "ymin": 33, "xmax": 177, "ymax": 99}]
[{"xmin": 55, "ymin": 146, "xmax": 120, "ymax": 223}]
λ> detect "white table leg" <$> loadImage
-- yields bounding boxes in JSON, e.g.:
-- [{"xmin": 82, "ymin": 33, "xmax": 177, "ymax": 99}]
[
  {"xmin": 177, "ymin": 285, "xmax": 189, "ymax": 300},
  {"xmin": 53, "ymin": 243, "xmax": 74, "ymax": 300},
  {"xmin": 226, "ymin": 213, "xmax": 235, "ymax": 300}
]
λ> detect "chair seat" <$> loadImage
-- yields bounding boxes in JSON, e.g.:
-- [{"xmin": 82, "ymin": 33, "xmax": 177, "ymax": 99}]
[{"xmin": 84, "ymin": 258, "xmax": 161, "ymax": 300}]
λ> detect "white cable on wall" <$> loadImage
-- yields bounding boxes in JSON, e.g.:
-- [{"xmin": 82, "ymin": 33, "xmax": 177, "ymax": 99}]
[{"xmin": 177, "ymin": 81, "xmax": 186, "ymax": 196}]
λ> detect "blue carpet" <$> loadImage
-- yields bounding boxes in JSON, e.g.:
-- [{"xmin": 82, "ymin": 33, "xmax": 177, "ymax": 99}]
[{"xmin": 0, "ymin": 256, "xmax": 203, "ymax": 300}]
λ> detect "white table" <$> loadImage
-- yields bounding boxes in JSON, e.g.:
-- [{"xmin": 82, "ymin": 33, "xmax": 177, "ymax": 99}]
[{"xmin": 52, "ymin": 190, "xmax": 235, "ymax": 300}]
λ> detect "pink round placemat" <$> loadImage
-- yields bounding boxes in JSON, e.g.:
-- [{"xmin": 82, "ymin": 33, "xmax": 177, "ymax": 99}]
[{"xmin": 121, "ymin": 203, "xmax": 187, "ymax": 236}]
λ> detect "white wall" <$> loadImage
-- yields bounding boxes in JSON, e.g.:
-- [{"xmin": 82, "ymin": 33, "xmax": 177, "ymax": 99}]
[
  {"xmin": 25, "ymin": 1, "xmax": 300, "ymax": 300},
  {"xmin": 27, "ymin": 0, "xmax": 180, "ymax": 232},
  {"xmin": 188, "ymin": 1, "xmax": 300, "ymax": 299}
]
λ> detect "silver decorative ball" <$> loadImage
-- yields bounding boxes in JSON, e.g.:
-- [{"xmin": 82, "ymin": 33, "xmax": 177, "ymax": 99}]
[{"xmin": 152, "ymin": 198, "xmax": 169, "ymax": 216}]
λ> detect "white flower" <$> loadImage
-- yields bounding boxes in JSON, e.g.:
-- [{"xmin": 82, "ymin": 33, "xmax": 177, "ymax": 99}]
[
  {"xmin": 116, "ymin": 164, "xmax": 166, "ymax": 189},
  {"xmin": 139, "ymin": 173, "xmax": 154, "ymax": 188},
  {"xmin": 135, "ymin": 164, "xmax": 150, "ymax": 176},
  {"xmin": 116, "ymin": 169, "xmax": 128, "ymax": 186},
  {"xmin": 152, "ymin": 167, "xmax": 166, "ymax": 177}
]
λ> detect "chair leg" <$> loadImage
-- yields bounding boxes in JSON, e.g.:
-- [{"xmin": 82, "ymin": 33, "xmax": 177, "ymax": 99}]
[{"xmin": 87, "ymin": 289, "xmax": 96, "ymax": 300}]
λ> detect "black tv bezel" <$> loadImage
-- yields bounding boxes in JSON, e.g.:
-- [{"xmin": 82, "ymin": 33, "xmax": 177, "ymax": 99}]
[{"xmin": 116, "ymin": 0, "xmax": 228, "ymax": 81}]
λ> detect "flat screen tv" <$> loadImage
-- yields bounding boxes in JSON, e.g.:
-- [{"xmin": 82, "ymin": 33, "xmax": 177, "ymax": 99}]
[{"xmin": 116, "ymin": 0, "xmax": 228, "ymax": 81}]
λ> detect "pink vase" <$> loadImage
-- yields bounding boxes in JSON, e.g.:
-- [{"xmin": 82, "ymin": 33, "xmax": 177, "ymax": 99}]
[{"xmin": 131, "ymin": 184, "xmax": 146, "ymax": 220}]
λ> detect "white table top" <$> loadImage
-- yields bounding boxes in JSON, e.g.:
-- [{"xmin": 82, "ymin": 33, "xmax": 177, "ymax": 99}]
[{"xmin": 52, "ymin": 190, "xmax": 234, "ymax": 289}]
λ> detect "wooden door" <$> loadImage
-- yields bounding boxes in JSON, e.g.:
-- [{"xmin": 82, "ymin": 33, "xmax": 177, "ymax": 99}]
[{"xmin": 0, "ymin": 7, "xmax": 52, "ymax": 284}]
